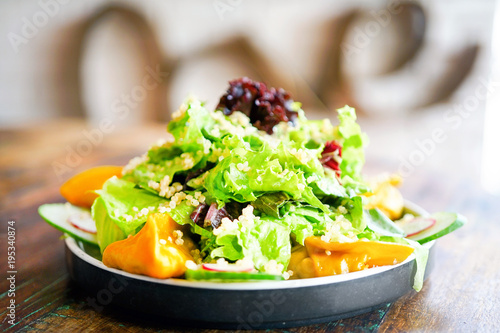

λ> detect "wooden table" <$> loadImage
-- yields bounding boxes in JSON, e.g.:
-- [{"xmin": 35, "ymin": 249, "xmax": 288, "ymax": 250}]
[{"xmin": 1, "ymin": 117, "xmax": 499, "ymax": 332}]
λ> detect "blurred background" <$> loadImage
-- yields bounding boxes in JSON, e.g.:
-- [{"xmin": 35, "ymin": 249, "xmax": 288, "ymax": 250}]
[
  {"xmin": 1, "ymin": 0, "xmax": 499, "ymax": 200},
  {"xmin": 2, "ymin": 2, "xmax": 500, "ymax": 330}
]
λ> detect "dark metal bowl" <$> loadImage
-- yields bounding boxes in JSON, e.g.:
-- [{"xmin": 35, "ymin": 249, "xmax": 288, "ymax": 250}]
[{"xmin": 65, "ymin": 202, "xmax": 435, "ymax": 329}]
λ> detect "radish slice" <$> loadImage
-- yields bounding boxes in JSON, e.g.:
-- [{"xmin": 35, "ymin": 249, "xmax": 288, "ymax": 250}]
[
  {"xmin": 202, "ymin": 263, "xmax": 254, "ymax": 273},
  {"xmin": 396, "ymin": 216, "xmax": 436, "ymax": 237},
  {"xmin": 68, "ymin": 211, "xmax": 97, "ymax": 234}
]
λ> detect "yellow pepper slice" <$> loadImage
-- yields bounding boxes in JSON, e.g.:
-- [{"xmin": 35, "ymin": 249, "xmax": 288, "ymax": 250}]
[
  {"xmin": 60, "ymin": 166, "xmax": 123, "ymax": 208},
  {"xmin": 288, "ymin": 245, "xmax": 316, "ymax": 279},
  {"xmin": 288, "ymin": 237, "xmax": 414, "ymax": 278},
  {"xmin": 364, "ymin": 174, "xmax": 405, "ymax": 220},
  {"xmin": 102, "ymin": 213, "xmax": 194, "ymax": 279}
]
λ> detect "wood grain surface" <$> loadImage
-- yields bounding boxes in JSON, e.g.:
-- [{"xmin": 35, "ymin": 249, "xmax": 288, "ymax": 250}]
[{"xmin": 1, "ymin": 118, "xmax": 498, "ymax": 332}]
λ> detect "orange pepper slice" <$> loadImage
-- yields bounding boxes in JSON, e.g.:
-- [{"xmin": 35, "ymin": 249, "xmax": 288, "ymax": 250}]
[
  {"xmin": 102, "ymin": 213, "xmax": 194, "ymax": 279},
  {"xmin": 60, "ymin": 166, "xmax": 122, "ymax": 208},
  {"xmin": 301, "ymin": 236, "xmax": 414, "ymax": 277}
]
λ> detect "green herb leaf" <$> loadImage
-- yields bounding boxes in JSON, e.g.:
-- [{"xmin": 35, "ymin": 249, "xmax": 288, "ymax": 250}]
[
  {"xmin": 251, "ymin": 192, "xmax": 291, "ymax": 218},
  {"xmin": 365, "ymin": 208, "xmax": 406, "ymax": 237}
]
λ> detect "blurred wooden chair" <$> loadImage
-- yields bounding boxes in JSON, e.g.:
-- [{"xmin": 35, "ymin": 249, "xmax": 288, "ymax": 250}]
[
  {"xmin": 65, "ymin": 2, "xmax": 479, "ymax": 125},
  {"xmin": 316, "ymin": 2, "xmax": 479, "ymax": 115}
]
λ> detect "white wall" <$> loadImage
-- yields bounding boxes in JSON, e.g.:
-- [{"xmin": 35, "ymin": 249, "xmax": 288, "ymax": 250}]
[{"xmin": 0, "ymin": 0, "xmax": 496, "ymax": 128}]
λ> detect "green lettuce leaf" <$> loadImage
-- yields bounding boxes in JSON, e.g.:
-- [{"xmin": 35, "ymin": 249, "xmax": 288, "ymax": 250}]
[
  {"xmin": 211, "ymin": 214, "xmax": 291, "ymax": 272},
  {"xmin": 123, "ymin": 99, "xmax": 214, "ymax": 189},
  {"xmin": 282, "ymin": 206, "xmax": 330, "ymax": 244},
  {"xmin": 379, "ymin": 236, "xmax": 429, "ymax": 291},
  {"xmin": 167, "ymin": 200, "xmax": 195, "ymax": 226},
  {"xmin": 203, "ymin": 140, "xmax": 328, "ymax": 212},
  {"xmin": 283, "ymin": 213, "xmax": 314, "ymax": 245},
  {"xmin": 310, "ymin": 175, "xmax": 347, "ymax": 198},
  {"xmin": 336, "ymin": 106, "xmax": 368, "ymax": 184},
  {"xmin": 365, "ymin": 208, "xmax": 406, "ymax": 237},
  {"xmin": 96, "ymin": 177, "xmax": 167, "ymax": 235},
  {"xmin": 92, "ymin": 197, "xmax": 126, "ymax": 253}
]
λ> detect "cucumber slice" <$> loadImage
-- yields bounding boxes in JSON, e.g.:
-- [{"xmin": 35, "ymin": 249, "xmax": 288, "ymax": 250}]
[
  {"xmin": 38, "ymin": 203, "xmax": 98, "ymax": 246},
  {"xmin": 408, "ymin": 212, "xmax": 466, "ymax": 244},
  {"xmin": 185, "ymin": 269, "xmax": 284, "ymax": 282}
]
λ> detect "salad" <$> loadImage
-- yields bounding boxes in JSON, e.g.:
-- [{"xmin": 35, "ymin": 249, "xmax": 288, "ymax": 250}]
[{"xmin": 39, "ymin": 78, "xmax": 465, "ymax": 291}]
